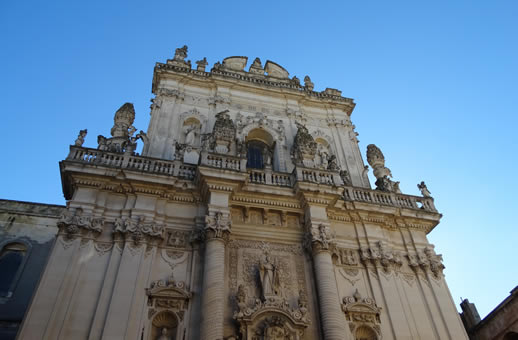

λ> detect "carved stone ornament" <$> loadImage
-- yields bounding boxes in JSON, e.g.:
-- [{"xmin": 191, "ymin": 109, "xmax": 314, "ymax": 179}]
[
  {"xmin": 249, "ymin": 57, "xmax": 264, "ymax": 75},
  {"xmin": 291, "ymin": 122, "xmax": 317, "ymax": 167},
  {"xmin": 167, "ymin": 45, "xmax": 191, "ymax": 68},
  {"xmin": 417, "ymin": 181, "xmax": 432, "ymax": 198},
  {"xmin": 96, "ymin": 103, "xmax": 146, "ymax": 155},
  {"xmin": 360, "ymin": 241, "xmax": 402, "ymax": 274},
  {"xmin": 233, "ymin": 290, "xmax": 310, "ymax": 340},
  {"xmin": 146, "ymin": 273, "xmax": 191, "ymax": 328},
  {"xmin": 114, "ymin": 216, "xmax": 165, "ymax": 246},
  {"xmin": 74, "ymin": 129, "xmax": 87, "ymax": 146},
  {"xmin": 342, "ymin": 290, "xmax": 382, "ymax": 340},
  {"xmin": 366, "ymin": 144, "xmax": 401, "ymax": 193},
  {"xmin": 57, "ymin": 208, "xmax": 104, "ymax": 240},
  {"xmin": 204, "ymin": 211, "xmax": 231, "ymax": 240},
  {"xmin": 195, "ymin": 57, "xmax": 208, "ymax": 72},
  {"xmin": 209, "ymin": 110, "xmax": 236, "ymax": 154},
  {"xmin": 304, "ymin": 223, "xmax": 335, "ymax": 254},
  {"xmin": 303, "ymin": 76, "xmax": 314, "ymax": 91}
]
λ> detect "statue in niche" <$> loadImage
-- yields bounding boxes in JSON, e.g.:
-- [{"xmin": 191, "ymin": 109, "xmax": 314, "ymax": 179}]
[
  {"xmin": 75, "ymin": 129, "xmax": 87, "ymax": 146},
  {"xmin": 156, "ymin": 328, "xmax": 171, "ymax": 340},
  {"xmin": 417, "ymin": 181, "xmax": 432, "ymax": 197},
  {"xmin": 259, "ymin": 254, "xmax": 280, "ymax": 299},
  {"xmin": 183, "ymin": 124, "xmax": 200, "ymax": 146}
]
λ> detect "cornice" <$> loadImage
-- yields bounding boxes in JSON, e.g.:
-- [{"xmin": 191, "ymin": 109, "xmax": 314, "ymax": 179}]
[{"xmin": 152, "ymin": 63, "xmax": 355, "ymax": 112}]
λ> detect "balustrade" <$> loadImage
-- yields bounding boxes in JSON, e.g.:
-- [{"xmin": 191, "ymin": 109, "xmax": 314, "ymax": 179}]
[{"xmin": 66, "ymin": 146, "xmax": 436, "ymax": 212}]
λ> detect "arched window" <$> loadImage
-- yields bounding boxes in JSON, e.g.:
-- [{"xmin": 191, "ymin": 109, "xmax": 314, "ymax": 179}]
[
  {"xmin": 0, "ymin": 242, "xmax": 28, "ymax": 298},
  {"xmin": 247, "ymin": 140, "xmax": 268, "ymax": 169},
  {"xmin": 245, "ymin": 128, "xmax": 275, "ymax": 170}
]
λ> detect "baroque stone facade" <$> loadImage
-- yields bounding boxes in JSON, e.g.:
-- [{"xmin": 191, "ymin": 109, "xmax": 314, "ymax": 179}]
[{"xmin": 14, "ymin": 46, "xmax": 468, "ymax": 340}]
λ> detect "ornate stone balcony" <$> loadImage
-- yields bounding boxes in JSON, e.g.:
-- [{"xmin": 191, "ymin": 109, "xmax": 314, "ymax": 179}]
[
  {"xmin": 65, "ymin": 146, "xmax": 197, "ymax": 179},
  {"xmin": 64, "ymin": 146, "xmax": 437, "ymax": 213}
]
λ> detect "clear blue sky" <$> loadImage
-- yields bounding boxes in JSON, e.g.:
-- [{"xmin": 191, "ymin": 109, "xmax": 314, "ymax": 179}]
[{"xmin": 1, "ymin": 0, "xmax": 517, "ymax": 319}]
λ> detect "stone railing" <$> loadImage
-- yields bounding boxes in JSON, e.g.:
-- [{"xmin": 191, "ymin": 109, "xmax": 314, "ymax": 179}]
[
  {"xmin": 343, "ymin": 186, "xmax": 437, "ymax": 212},
  {"xmin": 199, "ymin": 151, "xmax": 247, "ymax": 172},
  {"xmin": 293, "ymin": 167, "xmax": 344, "ymax": 186},
  {"xmin": 65, "ymin": 147, "xmax": 436, "ymax": 213},
  {"xmin": 248, "ymin": 168, "xmax": 293, "ymax": 187},
  {"xmin": 65, "ymin": 146, "xmax": 196, "ymax": 180}
]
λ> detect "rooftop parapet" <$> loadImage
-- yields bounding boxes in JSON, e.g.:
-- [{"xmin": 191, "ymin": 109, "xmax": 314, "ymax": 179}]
[{"xmin": 152, "ymin": 45, "xmax": 355, "ymax": 110}]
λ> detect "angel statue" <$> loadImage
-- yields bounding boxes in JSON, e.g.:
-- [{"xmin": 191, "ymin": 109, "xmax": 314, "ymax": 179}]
[{"xmin": 417, "ymin": 181, "xmax": 432, "ymax": 197}]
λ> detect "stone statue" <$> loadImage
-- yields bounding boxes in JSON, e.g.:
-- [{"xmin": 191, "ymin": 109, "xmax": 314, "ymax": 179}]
[
  {"xmin": 340, "ymin": 170, "xmax": 352, "ymax": 186},
  {"xmin": 236, "ymin": 284, "xmax": 247, "ymax": 316},
  {"xmin": 304, "ymin": 76, "xmax": 314, "ymax": 91},
  {"xmin": 291, "ymin": 122, "xmax": 317, "ymax": 167},
  {"xmin": 327, "ymin": 154, "xmax": 339, "ymax": 171},
  {"xmin": 417, "ymin": 181, "xmax": 431, "ymax": 197},
  {"xmin": 174, "ymin": 141, "xmax": 186, "ymax": 161},
  {"xmin": 156, "ymin": 327, "xmax": 170, "ymax": 340},
  {"xmin": 174, "ymin": 45, "xmax": 188, "ymax": 62},
  {"xmin": 183, "ymin": 124, "xmax": 199, "ymax": 146},
  {"xmin": 75, "ymin": 129, "xmax": 87, "ymax": 146},
  {"xmin": 259, "ymin": 254, "xmax": 280, "ymax": 299}
]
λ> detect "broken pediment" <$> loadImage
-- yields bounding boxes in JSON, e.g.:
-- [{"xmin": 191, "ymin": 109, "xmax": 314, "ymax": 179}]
[
  {"xmin": 264, "ymin": 60, "xmax": 290, "ymax": 79},
  {"xmin": 222, "ymin": 56, "xmax": 248, "ymax": 71}
]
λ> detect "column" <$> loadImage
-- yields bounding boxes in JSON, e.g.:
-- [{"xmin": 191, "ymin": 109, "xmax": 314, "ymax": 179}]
[
  {"xmin": 306, "ymin": 222, "xmax": 349, "ymax": 340},
  {"xmin": 199, "ymin": 209, "xmax": 231, "ymax": 340}
]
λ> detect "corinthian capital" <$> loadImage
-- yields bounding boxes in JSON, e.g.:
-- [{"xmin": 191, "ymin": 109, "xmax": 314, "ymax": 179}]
[
  {"xmin": 204, "ymin": 211, "xmax": 231, "ymax": 241},
  {"xmin": 114, "ymin": 216, "xmax": 164, "ymax": 246}
]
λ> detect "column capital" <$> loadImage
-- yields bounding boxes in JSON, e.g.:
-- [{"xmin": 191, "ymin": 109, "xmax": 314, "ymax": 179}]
[
  {"xmin": 304, "ymin": 221, "xmax": 336, "ymax": 255},
  {"xmin": 203, "ymin": 211, "xmax": 232, "ymax": 242}
]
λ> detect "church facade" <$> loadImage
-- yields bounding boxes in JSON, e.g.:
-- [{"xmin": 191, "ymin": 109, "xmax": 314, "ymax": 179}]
[{"xmin": 15, "ymin": 46, "xmax": 468, "ymax": 340}]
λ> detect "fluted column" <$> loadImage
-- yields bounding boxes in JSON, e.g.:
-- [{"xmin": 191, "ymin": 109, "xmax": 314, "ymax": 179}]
[
  {"xmin": 306, "ymin": 222, "xmax": 349, "ymax": 340},
  {"xmin": 199, "ymin": 210, "xmax": 231, "ymax": 340}
]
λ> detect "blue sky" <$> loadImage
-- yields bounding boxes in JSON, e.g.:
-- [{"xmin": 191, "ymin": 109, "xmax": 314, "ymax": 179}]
[{"xmin": 1, "ymin": 0, "xmax": 517, "ymax": 319}]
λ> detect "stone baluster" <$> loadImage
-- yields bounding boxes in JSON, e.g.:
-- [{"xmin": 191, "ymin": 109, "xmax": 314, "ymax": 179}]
[
  {"xmin": 305, "ymin": 221, "xmax": 350, "ymax": 340},
  {"xmin": 199, "ymin": 209, "xmax": 231, "ymax": 340}
]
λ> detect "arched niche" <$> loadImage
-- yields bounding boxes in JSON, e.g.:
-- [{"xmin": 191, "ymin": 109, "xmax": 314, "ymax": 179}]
[
  {"xmin": 181, "ymin": 117, "xmax": 201, "ymax": 147},
  {"xmin": 354, "ymin": 325, "xmax": 378, "ymax": 340},
  {"xmin": 151, "ymin": 311, "xmax": 178, "ymax": 340}
]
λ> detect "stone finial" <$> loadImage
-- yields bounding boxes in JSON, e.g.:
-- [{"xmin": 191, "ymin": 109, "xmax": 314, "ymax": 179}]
[
  {"xmin": 417, "ymin": 181, "xmax": 432, "ymax": 197},
  {"xmin": 304, "ymin": 76, "xmax": 314, "ymax": 91},
  {"xmin": 196, "ymin": 57, "xmax": 208, "ymax": 71},
  {"xmin": 249, "ymin": 57, "xmax": 264, "ymax": 75},
  {"xmin": 74, "ymin": 129, "xmax": 87, "ymax": 146},
  {"xmin": 366, "ymin": 144, "xmax": 401, "ymax": 193},
  {"xmin": 111, "ymin": 103, "xmax": 135, "ymax": 138},
  {"xmin": 291, "ymin": 76, "xmax": 301, "ymax": 86}
]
